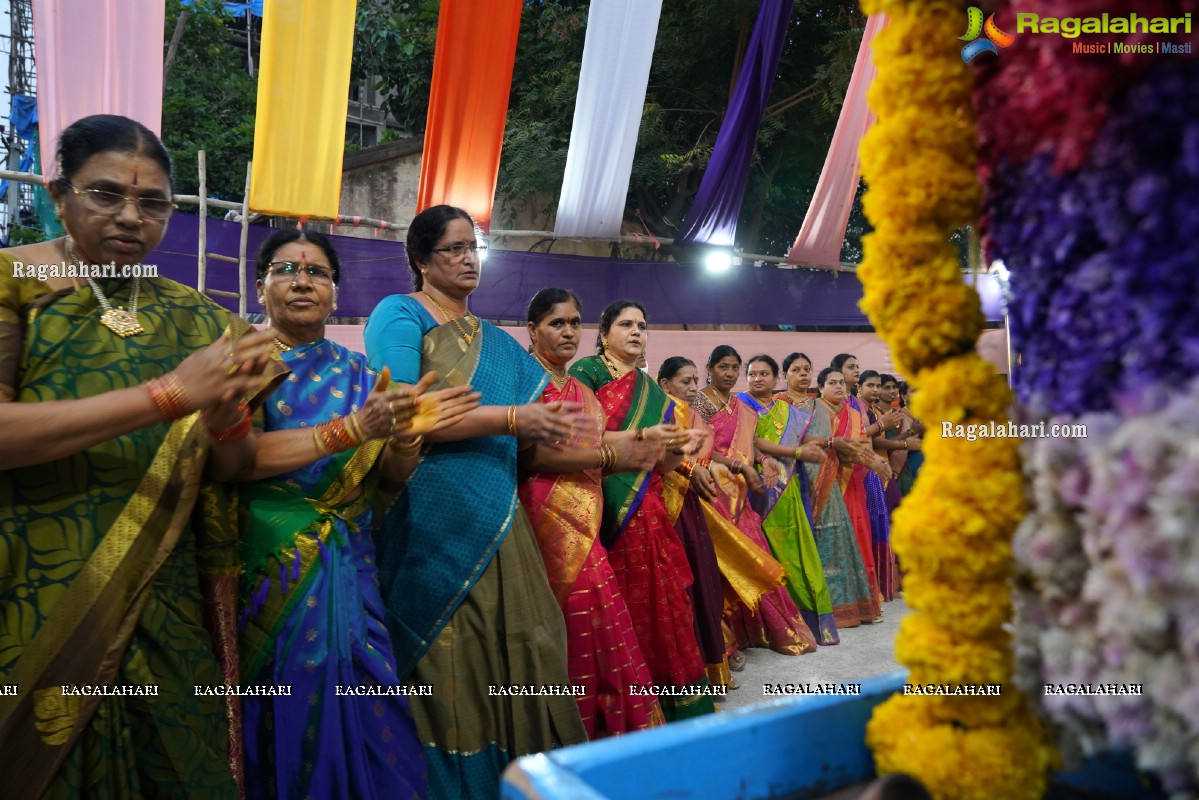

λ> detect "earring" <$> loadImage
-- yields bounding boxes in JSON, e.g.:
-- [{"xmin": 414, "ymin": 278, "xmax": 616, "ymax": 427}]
[{"xmin": 601, "ymin": 337, "xmax": 608, "ymax": 349}]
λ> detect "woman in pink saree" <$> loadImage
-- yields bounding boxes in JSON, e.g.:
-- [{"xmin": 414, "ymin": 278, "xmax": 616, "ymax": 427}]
[{"xmin": 694, "ymin": 346, "xmax": 820, "ymax": 655}]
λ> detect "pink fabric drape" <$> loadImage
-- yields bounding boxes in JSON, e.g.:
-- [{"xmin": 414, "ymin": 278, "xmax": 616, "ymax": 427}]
[
  {"xmin": 33, "ymin": 0, "xmax": 165, "ymax": 181},
  {"xmin": 786, "ymin": 14, "xmax": 885, "ymax": 268}
]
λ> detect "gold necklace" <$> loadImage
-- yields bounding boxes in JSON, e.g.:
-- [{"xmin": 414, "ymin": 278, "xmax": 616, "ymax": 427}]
[
  {"xmin": 601, "ymin": 351, "xmax": 634, "ymax": 379},
  {"xmin": 422, "ymin": 291, "xmax": 479, "ymax": 344},
  {"xmin": 67, "ymin": 238, "xmax": 144, "ymax": 337},
  {"xmin": 533, "ymin": 352, "xmax": 569, "ymax": 388},
  {"xmin": 273, "ymin": 337, "xmax": 293, "ymax": 352},
  {"xmin": 707, "ymin": 385, "xmax": 732, "ymax": 412}
]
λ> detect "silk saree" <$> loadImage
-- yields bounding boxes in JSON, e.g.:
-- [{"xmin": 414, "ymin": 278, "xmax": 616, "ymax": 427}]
[
  {"xmin": 238, "ymin": 339, "xmax": 425, "ymax": 799},
  {"xmin": 694, "ymin": 393, "xmax": 817, "ymax": 654},
  {"xmin": 802, "ymin": 398, "xmax": 881, "ymax": 628},
  {"xmin": 517, "ymin": 376, "xmax": 664, "ymax": 738},
  {"xmin": 738, "ymin": 393, "xmax": 837, "ymax": 646},
  {"xmin": 366, "ymin": 295, "xmax": 585, "ymax": 800},
  {"xmin": 0, "ymin": 257, "xmax": 243, "ymax": 799},
  {"xmin": 569, "ymin": 357, "xmax": 714, "ymax": 721}
]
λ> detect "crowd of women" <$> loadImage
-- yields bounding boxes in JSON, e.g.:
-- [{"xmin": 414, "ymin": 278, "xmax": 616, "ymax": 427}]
[{"xmin": 0, "ymin": 115, "xmax": 924, "ymax": 800}]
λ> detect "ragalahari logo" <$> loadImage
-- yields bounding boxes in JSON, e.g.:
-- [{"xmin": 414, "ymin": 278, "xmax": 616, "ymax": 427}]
[{"xmin": 960, "ymin": 7, "xmax": 1015, "ymax": 62}]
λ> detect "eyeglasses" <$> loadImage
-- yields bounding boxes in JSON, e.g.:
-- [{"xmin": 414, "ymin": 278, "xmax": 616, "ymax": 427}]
[
  {"xmin": 267, "ymin": 261, "xmax": 336, "ymax": 284},
  {"xmin": 66, "ymin": 183, "xmax": 177, "ymax": 221},
  {"xmin": 432, "ymin": 241, "xmax": 487, "ymax": 260}
]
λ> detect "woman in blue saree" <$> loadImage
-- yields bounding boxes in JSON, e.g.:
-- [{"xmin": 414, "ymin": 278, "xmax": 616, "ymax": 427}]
[
  {"xmin": 236, "ymin": 230, "xmax": 477, "ymax": 800},
  {"xmin": 738, "ymin": 355, "xmax": 838, "ymax": 645},
  {"xmin": 365, "ymin": 206, "xmax": 587, "ymax": 800}
]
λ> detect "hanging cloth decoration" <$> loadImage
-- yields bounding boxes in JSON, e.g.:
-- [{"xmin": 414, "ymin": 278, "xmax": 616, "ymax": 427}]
[
  {"xmin": 249, "ymin": 0, "xmax": 358, "ymax": 219},
  {"xmin": 786, "ymin": 15, "xmax": 885, "ymax": 269},
  {"xmin": 552, "ymin": 0, "xmax": 665, "ymax": 239},
  {"xmin": 674, "ymin": 0, "xmax": 796, "ymax": 248},
  {"xmin": 33, "ymin": 0, "xmax": 166, "ymax": 181},
  {"xmin": 414, "ymin": 0, "xmax": 523, "ymax": 232}
]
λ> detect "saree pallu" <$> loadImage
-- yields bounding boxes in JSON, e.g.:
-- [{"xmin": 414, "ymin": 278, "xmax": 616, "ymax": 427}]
[
  {"xmin": 737, "ymin": 393, "xmax": 836, "ymax": 647},
  {"xmin": 0, "ymin": 263, "xmax": 239, "ymax": 799},
  {"xmin": 569, "ymin": 358, "xmax": 713, "ymax": 721},
  {"xmin": 803, "ymin": 399, "xmax": 880, "ymax": 628},
  {"xmin": 699, "ymin": 395, "xmax": 818, "ymax": 654},
  {"xmin": 238, "ymin": 340, "xmax": 424, "ymax": 800},
  {"xmin": 861, "ymin": 403, "xmax": 898, "ymax": 602},
  {"xmin": 517, "ymin": 377, "xmax": 664, "ymax": 738},
  {"xmin": 836, "ymin": 399, "xmax": 882, "ymax": 609},
  {"xmin": 899, "ymin": 449, "xmax": 925, "ymax": 496},
  {"xmin": 370, "ymin": 304, "xmax": 585, "ymax": 800},
  {"xmin": 660, "ymin": 398, "xmax": 731, "ymax": 687}
]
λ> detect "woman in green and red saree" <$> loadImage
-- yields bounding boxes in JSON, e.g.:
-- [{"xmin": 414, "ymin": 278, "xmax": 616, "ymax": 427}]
[
  {"xmin": 236, "ymin": 230, "xmax": 478, "ymax": 799},
  {"xmin": 0, "ymin": 115, "xmax": 280, "ymax": 799},
  {"xmin": 516, "ymin": 288, "xmax": 666, "ymax": 737},
  {"xmin": 739, "ymin": 355, "xmax": 839, "ymax": 647},
  {"xmin": 568, "ymin": 301, "xmax": 717, "ymax": 721},
  {"xmin": 365, "ymin": 206, "xmax": 587, "ymax": 800},
  {"xmin": 693, "ymin": 347, "xmax": 818, "ymax": 659},
  {"xmin": 802, "ymin": 369, "xmax": 886, "ymax": 628}
]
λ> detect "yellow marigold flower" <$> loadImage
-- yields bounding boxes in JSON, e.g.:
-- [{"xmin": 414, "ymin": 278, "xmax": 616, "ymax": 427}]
[
  {"xmin": 904, "ymin": 573, "xmax": 1013, "ymax": 636},
  {"xmin": 860, "ymin": 227, "xmax": 958, "ymax": 276},
  {"xmin": 897, "ymin": 613, "xmax": 1012, "ymax": 685}
]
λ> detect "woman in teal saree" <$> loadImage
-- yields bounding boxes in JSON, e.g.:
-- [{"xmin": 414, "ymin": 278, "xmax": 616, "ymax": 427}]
[
  {"xmin": 237, "ymin": 230, "xmax": 479, "ymax": 800},
  {"xmin": 739, "ymin": 355, "xmax": 838, "ymax": 646},
  {"xmin": 569, "ymin": 301, "xmax": 715, "ymax": 721},
  {"xmin": 365, "ymin": 206, "xmax": 587, "ymax": 800}
]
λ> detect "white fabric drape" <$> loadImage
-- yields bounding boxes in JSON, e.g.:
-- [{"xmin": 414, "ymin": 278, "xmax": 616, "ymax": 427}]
[{"xmin": 553, "ymin": 0, "xmax": 664, "ymax": 238}]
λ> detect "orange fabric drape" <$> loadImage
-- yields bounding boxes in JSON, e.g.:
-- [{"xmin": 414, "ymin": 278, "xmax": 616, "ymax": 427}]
[{"xmin": 414, "ymin": 0, "xmax": 523, "ymax": 231}]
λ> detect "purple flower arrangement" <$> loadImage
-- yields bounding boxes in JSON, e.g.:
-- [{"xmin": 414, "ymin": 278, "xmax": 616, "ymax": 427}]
[{"xmin": 982, "ymin": 30, "xmax": 1199, "ymax": 794}]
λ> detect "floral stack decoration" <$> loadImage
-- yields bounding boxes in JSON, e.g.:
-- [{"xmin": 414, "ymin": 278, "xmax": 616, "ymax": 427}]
[
  {"xmin": 856, "ymin": 0, "xmax": 1057, "ymax": 798},
  {"xmin": 975, "ymin": 0, "xmax": 1199, "ymax": 793}
]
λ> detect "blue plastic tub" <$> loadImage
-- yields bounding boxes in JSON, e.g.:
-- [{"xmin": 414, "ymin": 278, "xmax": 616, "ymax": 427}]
[{"xmin": 501, "ymin": 672, "xmax": 1165, "ymax": 800}]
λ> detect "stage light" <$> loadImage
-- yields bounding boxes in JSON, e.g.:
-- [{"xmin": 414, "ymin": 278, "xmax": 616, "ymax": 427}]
[{"xmin": 704, "ymin": 249, "xmax": 733, "ymax": 273}]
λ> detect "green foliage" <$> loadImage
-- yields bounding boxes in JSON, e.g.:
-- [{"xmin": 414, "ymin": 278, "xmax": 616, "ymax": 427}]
[
  {"xmin": 161, "ymin": 0, "xmax": 258, "ymax": 208},
  {"xmin": 7, "ymin": 225, "xmax": 46, "ymax": 245},
  {"xmin": 352, "ymin": 0, "xmax": 440, "ymax": 136}
]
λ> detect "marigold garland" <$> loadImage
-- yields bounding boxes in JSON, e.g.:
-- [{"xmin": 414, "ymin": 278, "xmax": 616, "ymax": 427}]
[{"xmin": 857, "ymin": 0, "xmax": 1057, "ymax": 797}]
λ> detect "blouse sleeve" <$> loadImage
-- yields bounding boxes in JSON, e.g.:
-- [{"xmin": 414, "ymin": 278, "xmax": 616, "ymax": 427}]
[{"xmin": 364, "ymin": 295, "xmax": 429, "ymax": 385}]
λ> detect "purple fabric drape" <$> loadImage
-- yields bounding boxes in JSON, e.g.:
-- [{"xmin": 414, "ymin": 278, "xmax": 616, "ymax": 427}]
[{"xmin": 675, "ymin": 0, "xmax": 796, "ymax": 247}]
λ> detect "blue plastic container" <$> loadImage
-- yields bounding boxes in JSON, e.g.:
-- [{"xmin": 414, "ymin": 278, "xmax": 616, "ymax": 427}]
[{"xmin": 501, "ymin": 671, "xmax": 1166, "ymax": 800}]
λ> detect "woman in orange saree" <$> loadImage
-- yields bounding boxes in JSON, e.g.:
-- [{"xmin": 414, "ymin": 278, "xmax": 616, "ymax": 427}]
[
  {"xmin": 694, "ymin": 346, "xmax": 821, "ymax": 653},
  {"xmin": 517, "ymin": 289, "xmax": 664, "ymax": 737},
  {"xmin": 801, "ymin": 369, "xmax": 882, "ymax": 628}
]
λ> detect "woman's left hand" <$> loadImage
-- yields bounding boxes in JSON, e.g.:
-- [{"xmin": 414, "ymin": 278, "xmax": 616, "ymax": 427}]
[
  {"xmin": 759, "ymin": 456, "xmax": 782, "ymax": 486},
  {"xmin": 797, "ymin": 442, "xmax": 827, "ymax": 463},
  {"xmin": 690, "ymin": 465, "xmax": 718, "ymax": 501},
  {"xmin": 674, "ymin": 427, "xmax": 709, "ymax": 456}
]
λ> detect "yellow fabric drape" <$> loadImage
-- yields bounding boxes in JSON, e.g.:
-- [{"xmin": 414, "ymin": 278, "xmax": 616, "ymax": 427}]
[{"xmin": 249, "ymin": 0, "xmax": 357, "ymax": 218}]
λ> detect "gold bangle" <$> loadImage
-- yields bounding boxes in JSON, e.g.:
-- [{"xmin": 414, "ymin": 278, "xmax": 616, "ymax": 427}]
[
  {"xmin": 313, "ymin": 428, "xmax": 331, "ymax": 456},
  {"xmin": 507, "ymin": 405, "xmax": 518, "ymax": 436},
  {"xmin": 392, "ymin": 434, "xmax": 424, "ymax": 459}
]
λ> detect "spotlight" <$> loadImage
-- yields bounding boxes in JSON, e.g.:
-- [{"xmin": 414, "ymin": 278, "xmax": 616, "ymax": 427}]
[
  {"xmin": 990, "ymin": 259, "xmax": 1008, "ymax": 281},
  {"xmin": 477, "ymin": 236, "xmax": 489, "ymax": 263},
  {"xmin": 704, "ymin": 249, "xmax": 733, "ymax": 273}
]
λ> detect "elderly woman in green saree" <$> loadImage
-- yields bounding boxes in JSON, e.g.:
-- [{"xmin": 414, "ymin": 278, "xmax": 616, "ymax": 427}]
[
  {"xmin": 0, "ymin": 115, "xmax": 279, "ymax": 799},
  {"xmin": 365, "ymin": 205, "xmax": 588, "ymax": 800}
]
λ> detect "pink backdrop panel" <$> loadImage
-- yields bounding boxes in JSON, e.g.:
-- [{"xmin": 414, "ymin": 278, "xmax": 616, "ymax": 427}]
[{"xmin": 33, "ymin": 0, "xmax": 165, "ymax": 180}]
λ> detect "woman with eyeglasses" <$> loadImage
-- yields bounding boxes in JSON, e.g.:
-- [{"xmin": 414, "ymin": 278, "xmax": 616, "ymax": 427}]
[
  {"xmin": 232, "ymin": 229, "xmax": 480, "ymax": 800},
  {"xmin": 365, "ymin": 205, "xmax": 588, "ymax": 800},
  {"xmin": 0, "ymin": 115, "xmax": 281, "ymax": 798}
]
